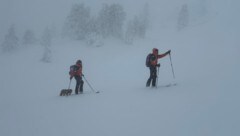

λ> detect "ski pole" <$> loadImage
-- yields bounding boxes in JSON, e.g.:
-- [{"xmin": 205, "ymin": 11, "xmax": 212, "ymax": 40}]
[
  {"xmin": 82, "ymin": 76, "xmax": 99, "ymax": 93},
  {"xmin": 68, "ymin": 79, "xmax": 72, "ymax": 89},
  {"xmin": 156, "ymin": 66, "xmax": 160, "ymax": 88},
  {"xmin": 169, "ymin": 52, "xmax": 175, "ymax": 79}
]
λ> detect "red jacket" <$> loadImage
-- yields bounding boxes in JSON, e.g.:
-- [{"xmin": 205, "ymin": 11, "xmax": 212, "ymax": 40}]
[
  {"xmin": 150, "ymin": 50, "xmax": 168, "ymax": 66},
  {"xmin": 69, "ymin": 64, "xmax": 82, "ymax": 77}
]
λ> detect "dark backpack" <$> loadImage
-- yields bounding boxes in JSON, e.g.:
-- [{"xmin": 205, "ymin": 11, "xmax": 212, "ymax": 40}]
[
  {"xmin": 69, "ymin": 65, "xmax": 79, "ymax": 75},
  {"xmin": 146, "ymin": 53, "xmax": 153, "ymax": 67}
]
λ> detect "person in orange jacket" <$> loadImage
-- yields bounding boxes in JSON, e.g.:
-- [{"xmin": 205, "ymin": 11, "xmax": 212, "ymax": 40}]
[
  {"xmin": 146, "ymin": 48, "xmax": 171, "ymax": 87},
  {"xmin": 69, "ymin": 60, "xmax": 84, "ymax": 94}
]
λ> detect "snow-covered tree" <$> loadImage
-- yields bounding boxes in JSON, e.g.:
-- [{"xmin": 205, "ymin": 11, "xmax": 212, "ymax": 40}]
[
  {"xmin": 125, "ymin": 16, "xmax": 141, "ymax": 44},
  {"xmin": 41, "ymin": 27, "xmax": 52, "ymax": 47},
  {"xmin": 1, "ymin": 25, "xmax": 19, "ymax": 52},
  {"xmin": 125, "ymin": 20, "xmax": 135, "ymax": 44},
  {"xmin": 177, "ymin": 4, "xmax": 189, "ymax": 31},
  {"xmin": 139, "ymin": 3, "xmax": 150, "ymax": 35},
  {"xmin": 98, "ymin": 3, "xmax": 126, "ymax": 39},
  {"xmin": 41, "ymin": 46, "xmax": 51, "ymax": 63},
  {"xmin": 41, "ymin": 27, "xmax": 52, "ymax": 63},
  {"xmin": 124, "ymin": 4, "xmax": 149, "ymax": 44},
  {"xmin": 22, "ymin": 29, "xmax": 36, "ymax": 46},
  {"xmin": 84, "ymin": 17, "xmax": 102, "ymax": 46},
  {"xmin": 63, "ymin": 3, "xmax": 91, "ymax": 40}
]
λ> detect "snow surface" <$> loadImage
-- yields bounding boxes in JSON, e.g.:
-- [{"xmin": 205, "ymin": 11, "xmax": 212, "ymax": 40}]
[{"xmin": 1, "ymin": 0, "xmax": 240, "ymax": 136}]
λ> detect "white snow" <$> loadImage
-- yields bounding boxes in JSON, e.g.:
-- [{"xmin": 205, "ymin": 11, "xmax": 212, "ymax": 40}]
[{"xmin": 0, "ymin": 0, "xmax": 240, "ymax": 136}]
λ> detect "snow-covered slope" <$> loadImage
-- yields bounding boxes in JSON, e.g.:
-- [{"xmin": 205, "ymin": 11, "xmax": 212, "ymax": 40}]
[{"xmin": 0, "ymin": 0, "xmax": 240, "ymax": 136}]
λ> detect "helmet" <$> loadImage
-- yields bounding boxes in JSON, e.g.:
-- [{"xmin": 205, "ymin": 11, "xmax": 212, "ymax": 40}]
[{"xmin": 76, "ymin": 60, "xmax": 82, "ymax": 65}]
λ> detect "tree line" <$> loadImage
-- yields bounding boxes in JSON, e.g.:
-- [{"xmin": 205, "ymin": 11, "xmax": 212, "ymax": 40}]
[{"xmin": 1, "ymin": 2, "xmax": 193, "ymax": 56}]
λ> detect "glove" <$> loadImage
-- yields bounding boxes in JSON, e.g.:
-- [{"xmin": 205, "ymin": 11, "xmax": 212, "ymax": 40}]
[
  {"xmin": 156, "ymin": 63, "xmax": 160, "ymax": 67},
  {"xmin": 166, "ymin": 50, "xmax": 171, "ymax": 55}
]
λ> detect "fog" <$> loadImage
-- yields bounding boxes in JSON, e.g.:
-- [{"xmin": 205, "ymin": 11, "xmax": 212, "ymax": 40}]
[
  {"xmin": 0, "ymin": 0, "xmax": 224, "ymax": 42},
  {"xmin": 0, "ymin": 0, "xmax": 240, "ymax": 136}
]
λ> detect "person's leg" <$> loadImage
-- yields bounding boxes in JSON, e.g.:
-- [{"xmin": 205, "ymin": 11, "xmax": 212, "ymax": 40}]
[
  {"xmin": 75, "ymin": 76, "xmax": 81, "ymax": 94},
  {"xmin": 146, "ymin": 67, "xmax": 153, "ymax": 87},
  {"xmin": 151, "ymin": 67, "xmax": 157, "ymax": 87},
  {"xmin": 79, "ymin": 77, "xmax": 84, "ymax": 93}
]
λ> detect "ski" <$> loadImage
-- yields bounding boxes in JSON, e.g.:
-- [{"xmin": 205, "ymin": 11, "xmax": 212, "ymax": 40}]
[
  {"xmin": 159, "ymin": 83, "xmax": 177, "ymax": 88},
  {"xmin": 59, "ymin": 91, "xmax": 99, "ymax": 97}
]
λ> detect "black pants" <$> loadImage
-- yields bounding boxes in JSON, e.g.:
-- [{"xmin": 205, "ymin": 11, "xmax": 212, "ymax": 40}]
[
  {"xmin": 146, "ymin": 66, "xmax": 157, "ymax": 87},
  {"xmin": 74, "ymin": 76, "xmax": 84, "ymax": 94}
]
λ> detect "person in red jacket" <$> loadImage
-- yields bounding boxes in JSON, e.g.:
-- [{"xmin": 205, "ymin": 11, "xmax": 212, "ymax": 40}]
[
  {"xmin": 69, "ymin": 60, "xmax": 84, "ymax": 94},
  {"xmin": 146, "ymin": 48, "xmax": 171, "ymax": 87}
]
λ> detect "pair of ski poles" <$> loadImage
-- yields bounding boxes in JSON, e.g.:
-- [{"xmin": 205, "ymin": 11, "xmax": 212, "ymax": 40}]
[{"xmin": 156, "ymin": 52, "xmax": 175, "ymax": 87}]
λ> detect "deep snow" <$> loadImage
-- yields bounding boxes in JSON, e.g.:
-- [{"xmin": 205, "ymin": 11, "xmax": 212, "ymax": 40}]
[{"xmin": 1, "ymin": 0, "xmax": 240, "ymax": 136}]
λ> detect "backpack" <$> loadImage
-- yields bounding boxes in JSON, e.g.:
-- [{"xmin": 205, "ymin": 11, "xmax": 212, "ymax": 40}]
[
  {"xmin": 69, "ymin": 65, "xmax": 78, "ymax": 75},
  {"xmin": 146, "ymin": 53, "xmax": 153, "ymax": 67}
]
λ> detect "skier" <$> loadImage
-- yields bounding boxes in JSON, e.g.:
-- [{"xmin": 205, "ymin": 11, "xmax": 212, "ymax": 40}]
[
  {"xmin": 69, "ymin": 60, "xmax": 84, "ymax": 94},
  {"xmin": 146, "ymin": 48, "xmax": 171, "ymax": 87}
]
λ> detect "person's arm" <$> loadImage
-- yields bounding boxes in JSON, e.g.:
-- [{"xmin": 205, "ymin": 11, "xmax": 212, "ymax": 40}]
[
  {"xmin": 69, "ymin": 65, "xmax": 78, "ymax": 79},
  {"xmin": 69, "ymin": 71, "xmax": 74, "ymax": 80},
  {"xmin": 157, "ymin": 50, "xmax": 171, "ymax": 59}
]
